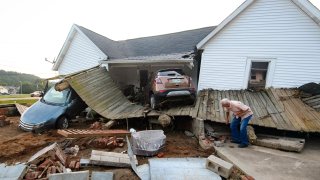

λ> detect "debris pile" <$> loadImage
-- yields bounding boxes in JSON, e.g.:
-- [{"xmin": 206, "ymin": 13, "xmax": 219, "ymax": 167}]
[
  {"xmin": 0, "ymin": 115, "xmax": 10, "ymax": 127},
  {"xmin": 90, "ymin": 137, "xmax": 125, "ymax": 149},
  {"xmin": 24, "ymin": 143, "xmax": 68, "ymax": 179},
  {"xmin": 89, "ymin": 121, "xmax": 103, "ymax": 130},
  {"xmin": 203, "ymin": 123, "xmax": 228, "ymax": 148}
]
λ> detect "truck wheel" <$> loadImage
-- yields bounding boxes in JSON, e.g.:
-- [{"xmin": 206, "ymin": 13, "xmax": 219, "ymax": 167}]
[
  {"xmin": 56, "ymin": 116, "xmax": 69, "ymax": 129},
  {"xmin": 150, "ymin": 94, "xmax": 157, "ymax": 110}
]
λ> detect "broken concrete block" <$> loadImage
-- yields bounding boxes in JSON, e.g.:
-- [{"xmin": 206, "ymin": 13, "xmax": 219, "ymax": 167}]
[
  {"xmin": 206, "ymin": 155, "xmax": 233, "ymax": 178},
  {"xmin": 80, "ymin": 159, "xmax": 90, "ymax": 167},
  {"xmin": 48, "ymin": 170, "xmax": 89, "ymax": 180},
  {"xmin": 89, "ymin": 150, "xmax": 138, "ymax": 167},
  {"xmin": 214, "ymin": 141, "xmax": 224, "ymax": 147},
  {"xmin": 253, "ymin": 134, "xmax": 305, "ymax": 152},
  {"xmin": 91, "ymin": 171, "xmax": 113, "ymax": 180}
]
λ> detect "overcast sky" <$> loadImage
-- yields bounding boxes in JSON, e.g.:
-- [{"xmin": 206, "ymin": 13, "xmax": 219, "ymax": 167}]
[{"xmin": 0, "ymin": 0, "xmax": 319, "ymax": 78}]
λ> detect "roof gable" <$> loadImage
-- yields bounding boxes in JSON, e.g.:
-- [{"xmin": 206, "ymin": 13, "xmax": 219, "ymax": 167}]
[
  {"xmin": 197, "ymin": 0, "xmax": 320, "ymax": 49},
  {"xmin": 52, "ymin": 25, "xmax": 108, "ymax": 71}
]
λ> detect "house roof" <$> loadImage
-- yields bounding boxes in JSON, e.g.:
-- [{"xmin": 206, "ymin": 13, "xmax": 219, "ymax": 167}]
[
  {"xmin": 53, "ymin": 25, "xmax": 215, "ymax": 70},
  {"xmin": 77, "ymin": 25, "xmax": 215, "ymax": 59},
  {"xmin": 197, "ymin": 0, "xmax": 320, "ymax": 49}
]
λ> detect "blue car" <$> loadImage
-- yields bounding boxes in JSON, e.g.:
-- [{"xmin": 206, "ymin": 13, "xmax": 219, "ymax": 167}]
[{"xmin": 19, "ymin": 86, "xmax": 87, "ymax": 132}]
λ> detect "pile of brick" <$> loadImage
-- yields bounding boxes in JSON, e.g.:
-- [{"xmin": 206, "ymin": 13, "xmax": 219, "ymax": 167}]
[
  {"xmin": 25, "ymin": 158, "xmax": 66, "ymax": 179},
  {"xmin": 24, "ymin": 143, "xmax": 71, "ymax": 179},
  {"xmin": 0, "ymin": 115, "xmax": 10, "ymax": 127},
  {"xmin": 90, "ymin": 137, "xmax": 124, "ymax": 149}
]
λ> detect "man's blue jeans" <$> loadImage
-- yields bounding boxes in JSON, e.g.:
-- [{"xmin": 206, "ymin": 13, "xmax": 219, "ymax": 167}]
[{"xmin": 230, "ymin": 115, "xmax": 253, "ymax": 145}]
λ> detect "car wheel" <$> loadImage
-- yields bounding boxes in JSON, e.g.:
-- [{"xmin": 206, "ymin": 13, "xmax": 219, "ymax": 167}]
[
  {"xmin": 150, "ymin": 94, "xmax": 157, "ymax": 109},
  {"xmin": 31, "ymin": 94, "xmax": 34, "ymax": 97},
  {"xmin": 56, "ymin": 116, "xmax": 69, "ymax": 129}
]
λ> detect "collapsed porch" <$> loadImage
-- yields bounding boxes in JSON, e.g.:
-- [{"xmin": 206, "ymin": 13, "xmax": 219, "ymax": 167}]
[{"xmin": 60, "ymin": 66, "xmax": 320, "ymax": 133}]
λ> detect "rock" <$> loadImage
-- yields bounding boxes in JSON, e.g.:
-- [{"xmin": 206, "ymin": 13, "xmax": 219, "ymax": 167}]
[
  {"xmin": 158, "ymin": 114, "xmax": 171, "ymax": 127},
  {"xmin": 184, "ymin": 130, "xmax": 194, "ymax": 137}
]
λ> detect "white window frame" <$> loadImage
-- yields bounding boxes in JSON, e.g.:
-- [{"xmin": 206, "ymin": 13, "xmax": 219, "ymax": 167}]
[{"xmin": 243, "ymin": 57, "xmax": 276, "ymax": 89}]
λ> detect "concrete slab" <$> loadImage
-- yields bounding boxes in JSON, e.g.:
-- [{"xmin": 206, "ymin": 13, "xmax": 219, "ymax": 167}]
[
  {"xmin": 91, "ymin": 171, "xmax": 113, "ymax": 180},
  {"xmin": 149, "ymin": 158, "xmax": 221, "ymax": 180},
  {"xmin": 215, "ymin": 141, "xmax": 320, "ymax": 180},
  {"xmin": 136, "ymin": 164, "xmax": 150, "ymax": 180},
  {"xmin": 48, "ymin": 170, "xmax": 89, "ymax": 180},
  {"xmin": 0, "ymin": 163, "xmax": 27, "ymax": 180}
]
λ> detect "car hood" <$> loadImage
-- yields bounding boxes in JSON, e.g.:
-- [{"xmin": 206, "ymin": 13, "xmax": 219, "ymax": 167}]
[{"xmin": 21, "ymin": 100, "xmax": 66, "ymax": 125}]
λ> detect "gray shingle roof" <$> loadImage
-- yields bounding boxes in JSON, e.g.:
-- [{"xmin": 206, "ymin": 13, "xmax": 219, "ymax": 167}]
[{"xmin": 77, "ymin": 25, "xmax": 215, "ymax": 60}]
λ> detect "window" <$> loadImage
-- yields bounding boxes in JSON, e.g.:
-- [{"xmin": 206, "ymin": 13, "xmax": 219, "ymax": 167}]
[{"xmin": 248, "ymin": 62, "xmax": 269, "ymax": 90}]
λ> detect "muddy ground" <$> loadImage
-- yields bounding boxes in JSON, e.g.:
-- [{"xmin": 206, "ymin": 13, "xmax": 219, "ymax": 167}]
[{"xmin": 0, "ymin": 116, "xmax": 230, "ymax": 179}]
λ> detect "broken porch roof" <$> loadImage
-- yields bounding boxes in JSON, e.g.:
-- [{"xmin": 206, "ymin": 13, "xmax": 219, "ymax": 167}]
[
  {"xmin": 77, "ymin": 25, "xmax": 215, "ymax": 59},
  {"xmin": 62, "ymin": 66, "xmax": 146, "ymax": 119}
]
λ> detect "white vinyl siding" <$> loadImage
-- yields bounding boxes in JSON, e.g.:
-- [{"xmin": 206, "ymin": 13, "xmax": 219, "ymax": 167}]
[
  {"xmin": 198, "ymin": 0, "xmax": 320, "ymax": 90},
  {"xmin": 58, "ymin": 31, "xmax": 106, "ymax": 75}
]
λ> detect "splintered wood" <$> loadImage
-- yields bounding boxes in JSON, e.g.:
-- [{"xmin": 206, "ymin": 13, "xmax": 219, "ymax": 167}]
[{"xmin": 57, "ymin": 129, "xmax": 130, "ymax": 138}]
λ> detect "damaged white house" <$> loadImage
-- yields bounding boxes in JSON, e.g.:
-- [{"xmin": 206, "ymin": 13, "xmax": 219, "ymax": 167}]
[
  {"xmin": 53, "ymin": 0, "xmax": 320, "ymax": 92},
  {"xmin": 52, "ymin": 24, "xmax": 215, "ymax": 90}
]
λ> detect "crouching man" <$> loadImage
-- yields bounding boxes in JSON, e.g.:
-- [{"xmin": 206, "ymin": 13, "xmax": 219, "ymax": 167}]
[{"xmin": 220, "ymin": 98, "xmax": 253, "ymax": 148}]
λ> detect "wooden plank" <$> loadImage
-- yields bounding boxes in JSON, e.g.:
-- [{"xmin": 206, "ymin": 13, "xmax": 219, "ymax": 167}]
[
  {"xmin": 191, "ymin": 90, "xmax": 202, "ymax": 118},
  {"xmin": 213, "ymin": 90, "xmax": 221, "ymax": 122},
  {"xmin": 261, "ymin": 92, "xmax": 287, "ymax": 129},
  {"xmin": 277, "ymin": 89, "xmax": 307, "ymax": 131},
  {"xmin": 256, "ymin": 92, "xmax": 276, "ymax": 128},
  {"xmin": 260, "ymin": 92, "xmax": 292, "ymax": 129},
  {"xmin": 206, "ymin": 90, "xmax": 215, "ymax": 121},
  {"xmin": 302, "ymin": 94, "xmax": 320, "ymax": 102},
  {"xmin": 218, "ymin": 91, "xmax": 226, "ymax": 123},
  {"xmin": 245, "ymin": 91, "xmax": 263, "ymax": 127},
  {"xmin": 284, "ymin": 89, "xmax": 320, "ymax": 131},
  {"xmin": 201, "ymin": 89, "xmax": 209, "ymax": 120},
  {"xmin": 57, "ymin": 129, "xmax": 130, "ymax": 138}
]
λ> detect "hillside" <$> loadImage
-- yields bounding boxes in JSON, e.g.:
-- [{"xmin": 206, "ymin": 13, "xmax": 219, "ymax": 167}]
[{"xmin": 0, "ymin": 70, "xmax": 45, "ymax": 93}]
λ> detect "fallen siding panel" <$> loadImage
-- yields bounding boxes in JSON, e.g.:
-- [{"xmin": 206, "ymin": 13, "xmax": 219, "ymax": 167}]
[{"xmin": 64, "ymin": 67, "xmax": 146, "ymax": 120}]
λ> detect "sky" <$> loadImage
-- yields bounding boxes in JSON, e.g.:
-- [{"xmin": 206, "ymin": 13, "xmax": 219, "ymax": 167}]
[{"xmin": 0, "ymin": 0, "xmax": 319, "ymax": 78}]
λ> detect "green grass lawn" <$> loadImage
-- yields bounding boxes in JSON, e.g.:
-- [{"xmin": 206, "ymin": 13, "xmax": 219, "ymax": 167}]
[
  {"xmin": 0, "ymin": 94, "xmax": 39, "ymax": 106},
  {"xmin": 0, "ymin": 98, "xmax": 38, "ymax": 106},
  {"xmin": 0, "ymin": 94, "xmax": 30, "ymax": 99}
]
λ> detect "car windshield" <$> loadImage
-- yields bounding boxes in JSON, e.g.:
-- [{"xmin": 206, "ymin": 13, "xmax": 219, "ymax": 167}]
[
  {"xmin": 42, "ymin": 87, "xmax": 70, "ymax": 104},
  {"xmin": 158, "ymin": 69, "xmax": 185, "ymax": 76}
]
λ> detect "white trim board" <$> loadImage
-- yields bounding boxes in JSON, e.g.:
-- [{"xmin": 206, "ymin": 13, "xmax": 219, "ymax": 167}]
[{"xmin": 243, "ymin": 57, "xmax": 277, "ymax": 89}]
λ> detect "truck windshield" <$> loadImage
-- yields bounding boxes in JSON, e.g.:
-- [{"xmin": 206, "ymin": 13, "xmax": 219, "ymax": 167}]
[{"xmin": 42, "ymin": 87, "xmax": 70, "ymax": 104}]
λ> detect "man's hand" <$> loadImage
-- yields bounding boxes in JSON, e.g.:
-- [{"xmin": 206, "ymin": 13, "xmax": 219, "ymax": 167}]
[{"xmin": 225, "ymin": 112, "xmax": 230, "ymax": 125}]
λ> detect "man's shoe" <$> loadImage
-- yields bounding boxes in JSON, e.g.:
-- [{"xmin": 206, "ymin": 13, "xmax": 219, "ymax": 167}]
[
  {"xmin": 230, "ymin": 140, "xmax": 241, "ymax": 144},
  {"xmin": 238, "ymin": 144, "xmax": 248, "ymax": 148}
]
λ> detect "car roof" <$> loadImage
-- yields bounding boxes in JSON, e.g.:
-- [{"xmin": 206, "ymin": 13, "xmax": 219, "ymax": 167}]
[{"xmin": 157, "ymin": 68, "xmax": 183, "ymax": 72}]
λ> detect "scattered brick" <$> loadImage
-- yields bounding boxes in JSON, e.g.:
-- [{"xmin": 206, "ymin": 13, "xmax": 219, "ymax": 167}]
[{"xmin": 157, "ymin": 152, "xmax": 165, "ymax": 158}]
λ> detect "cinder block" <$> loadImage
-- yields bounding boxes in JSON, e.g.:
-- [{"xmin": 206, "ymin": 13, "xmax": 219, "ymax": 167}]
[{"xmin": 206, "ymin": 155, "xmax": 233, "ymax": 178}]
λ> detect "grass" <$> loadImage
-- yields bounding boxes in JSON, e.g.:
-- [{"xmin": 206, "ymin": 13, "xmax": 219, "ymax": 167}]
[
  {"xmin": 0, "ymin": 94, "xmax": 30, "ymax": 99},
  {"xmin": 0, "ymin": 99, "xmax": 38, "ymax": 106}
]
